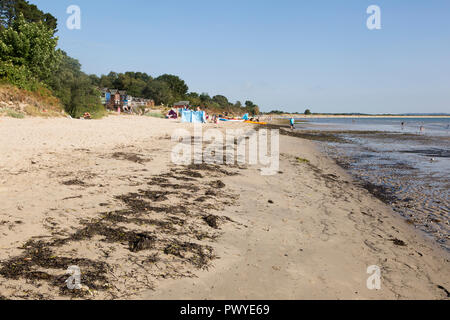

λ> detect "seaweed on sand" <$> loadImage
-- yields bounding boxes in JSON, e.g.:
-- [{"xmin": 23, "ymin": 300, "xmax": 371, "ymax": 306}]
[
  {"xmin": 62, "ymin": 179, "xmax": 86, "ymax": 186},
  {"xmin": 205, "ymin": 189, "xmax": 217, "ymax": 196},
  {"xmin": 157, "ymin": 183, "xmax": 200, "ymax": 192},
  {"xmin": 361, "ymin": 182, "xmax": 397, "ymax": 204},
  {"xmin": 129, "ymin": 234, "xmax": 156, "ymax": 253},
  {"xmin": 390, "ymin": 238, "xmax": 407, "ymax": 247},
  {"xmin": 203, "ymin": 215, "xmax": 220, "ymax": 229},
  {"xmin": 112, "ymin": 152, "xmax": 150, "ymax": 164},
  {"xmin": 144, "ymin": 253, "xmax": 160, "ymax": 264},
  {"xmin": 0, "ymin": 240, "xmax": 109, "ymax": 297},
  {"xmin": 149, "ymin": 177, "xmax": 170, "ymax": 184},
  {"xmin": 115, "ymin": 193, "xmax": 188, "ymax": 214},
  {"xmin": 101, "ymin": 211, "xmax": 179, "ymax": 232},
  {"xmin": 163, "ymin": 241, "xmax": 216, "ymax": 269},
  {"xmin": 61, "ymin": 220, "xmax": 157, "ymax": 251},
  {"xmin": 176, "ymin": 170, "xmax": 204, "ymax": 178},
  {"xmin": 210, "ymin": 180, "xmax": 225, "ymax": 189},
  {"xmin": 187, "ymin": 163, "xmax": 238, "ymax": 176},
  {"xmin": 195, "ymin": 196, "xmax": 211, "ymax": 202},
  {"xmin": 130, "ymin": 190, "xmax": 172, "ymax": 202},
  {"xmin": 0, "ymin": 161, "xmax": 239, "ymax": 299}
]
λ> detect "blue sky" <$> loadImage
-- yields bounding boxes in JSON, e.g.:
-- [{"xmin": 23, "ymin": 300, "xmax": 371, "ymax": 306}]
[{"xmin": 31, "ymin": 0, "xmax": 450, "ymax": 113}]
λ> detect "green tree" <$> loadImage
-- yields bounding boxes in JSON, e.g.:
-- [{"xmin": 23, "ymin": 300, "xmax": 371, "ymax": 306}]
[
  {"xmin": 144, "ymin": 80, "xmax": 173, "ymax": 105},
  {"xmin": 186, "ymin": 92, "xmax": 201, "ymax": 106},
  {"xmin": 199, "ymin": 93, "xmax": 211, "ymax": 103},
  {"xmin": 67, "ymin": 75, "xmax": 104, "ymax": 118},
  {"xmin": 212, "ymin": 95, "xmax": 229, "ymax": 108},
  {"xmin": 245, "ymin": 100, "xmax": 255, "ymax": 108},
  {"xmin": 305, "ymin": 109, "xmax": 312, "ymax": 115},
  {"xmin": 0, "ymin": 0, "xmax": 57, "ymax": 32},
  {"xmin": 244, "ymin": 100, "xmax": 260, "ymax": 115},
  {"xmin": 0, "ymin": 0, "xmax": 14, "ymax": 29},
  {"xmin": 48, "ymin": 51, "xmax": 103, "ymax": 118},
  {"xmin": 0, "ymin": 14, "xmax": 61, "ymax": 82},
  {"xmin": 156, "ymin": 74, "xmax": 188, "ymax": 100}
]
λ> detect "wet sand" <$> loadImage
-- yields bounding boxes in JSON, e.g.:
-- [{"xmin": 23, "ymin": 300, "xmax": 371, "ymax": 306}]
[
  {"xmin": 283, "ymin": 125, "xmax": 450, "ymax": 252},
  {"xmin": 0, "ymin": 116, "xmax": 449, "ymax": 300}
]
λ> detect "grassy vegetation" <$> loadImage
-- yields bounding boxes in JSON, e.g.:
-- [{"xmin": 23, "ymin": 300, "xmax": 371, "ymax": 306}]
[
  {"xmin": 1, "ymin": 108, "xmax": 25, "ymax": 118},
  {"xmin": 0, "ymin": 84, "xmax": 64, "ymax": 118}
]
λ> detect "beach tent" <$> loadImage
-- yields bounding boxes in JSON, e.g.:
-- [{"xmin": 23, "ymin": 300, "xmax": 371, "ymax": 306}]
[
  {"xmin": 181, "ymin": 110, "xmax": 206, "ymax": 123},
  {"xmin": 168, "ymin": 109, "xmax": 178, "ymax": 119},
  {"xmin": 242, "ymin": 113, "xmax": 249, "ymax": 121}
]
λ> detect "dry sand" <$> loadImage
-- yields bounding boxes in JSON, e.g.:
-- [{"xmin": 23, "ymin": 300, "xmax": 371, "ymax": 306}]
[{"xmin": 0, "ymin": 116, "xmax": 448, "ymax": 300}]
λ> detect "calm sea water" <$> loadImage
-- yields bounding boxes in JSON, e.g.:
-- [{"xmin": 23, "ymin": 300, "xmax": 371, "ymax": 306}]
[
  {"xmin": 296, "ymin": 117, "xmax": 450, "ymax": 250},
  {"xmin": 301, "ymin": 117, "xmax": 450, "ymax": 136}
]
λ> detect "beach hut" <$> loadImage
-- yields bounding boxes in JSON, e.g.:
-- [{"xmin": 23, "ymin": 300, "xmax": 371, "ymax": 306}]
[
  {"xmin": 101, "ymin": 88, "xmax": 111, "ymax": 105},
  {"xmin": 108, "ymin": 89, "xmax": 121, "ymax": 109},
  {"xmin": 174, "ymin": 101, "xmax": 190, "ymax": 109}
]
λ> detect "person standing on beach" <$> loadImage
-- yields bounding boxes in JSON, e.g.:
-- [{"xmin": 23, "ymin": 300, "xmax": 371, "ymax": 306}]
[
  {"xmin": 214, "ymin": 115, "xmax": 219, "ymax": 127},
  {"xmin": 290, "ymin": 117, "xmax": 295, "ymax": 130}
]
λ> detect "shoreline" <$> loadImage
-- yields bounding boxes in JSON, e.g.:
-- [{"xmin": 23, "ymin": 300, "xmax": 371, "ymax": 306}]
[
  {"xmin": 141, "ymin": 129, "xmax": 450, "ymax": 300},
  {"xmin": 276, "ymin": 115, "xmax": 450, "ymax": 119},
  {"xmin": 0, "ymin": 117, "xmax": 448, "ymax": 300}
]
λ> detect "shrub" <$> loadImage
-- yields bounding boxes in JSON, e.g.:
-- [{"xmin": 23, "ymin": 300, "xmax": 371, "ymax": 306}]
[
  {"xmin": 0, "ymin": 83, "xmax": 63, "ymax": 116},
  {"xmin": 70, "ymin": 104, "xmax": 107, "ymax": 119},
  {"xmin": 2, "ymin": 108, "xmax": 25, "ymax": 118},
  {"xmin": 0, "ymin": 61, "xmax": 41, "ymax": 91}
]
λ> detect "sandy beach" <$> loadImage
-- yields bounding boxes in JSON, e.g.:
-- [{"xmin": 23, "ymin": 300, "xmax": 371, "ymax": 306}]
[{"xmin": 0, "ymin": 116, "xmax": 449, "ymax": 300}]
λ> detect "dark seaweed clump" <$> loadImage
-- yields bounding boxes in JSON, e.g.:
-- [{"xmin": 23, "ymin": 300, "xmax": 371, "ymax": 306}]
[
  {"xmin": 0, "ymin": 240, "xmax": 109, "ymax": 298},
  {"xmin": 187, "ymin": 163, "xmax": 238, "ymax": 176},
  {"xmin": 203, "ymin": 215, "xmax": 220, "ymax": 229},
  {"xmin": 210, "ymin": 180, "xmax": 226, "ymax": 189},
  {"xmin": 390, "ymin": 238, "xmax": 407, "ymax": 247},
  {"xmin": 112, "ymin": 152, "xmax": 150, "ymax": 164},
  {"xmin": 361, "ymin": 182, "xmax": 397, "ymax": 204},
  {"xmin": 164, "ymin": 241, "xmax": 215, "ymax": 269},
  {"xmin": 62, "ymin": 179, "xmax": 86, "ymax": 186}
]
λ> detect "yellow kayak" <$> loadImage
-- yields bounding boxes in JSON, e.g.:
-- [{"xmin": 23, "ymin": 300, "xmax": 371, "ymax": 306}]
[{"xmin": 244, "ymin": 121, "xmax": 267, "ymax": 125}]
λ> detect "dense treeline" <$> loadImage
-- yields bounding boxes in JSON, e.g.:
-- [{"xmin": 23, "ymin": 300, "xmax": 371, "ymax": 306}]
[
  {"xmin": 0, "ymin": 0, "xmax": 261, "ymax": 118},
  {"xmin": 0, "ymin": 0, "xmax": 57, "ymax": 32},
  {"xmin": 0, "ymin": 0, "xmax": 104, "ymax": 118},
  {"xmin": 90, "ymin": 71, "xmax": 260, "ymax": 115}
]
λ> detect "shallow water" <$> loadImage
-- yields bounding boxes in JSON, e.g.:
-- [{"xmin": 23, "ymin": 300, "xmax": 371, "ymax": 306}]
[
  {"xmin": 301, "ymin": 117, "xmax": 450, "ymax": 136},
  {"xmin": 297, "ymin": 118, "xmax": 450, "ymax": 251}
]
